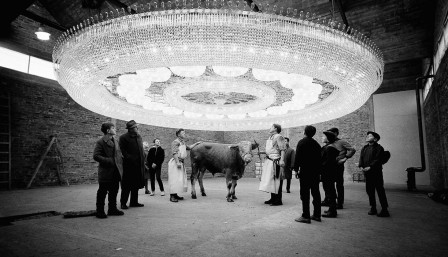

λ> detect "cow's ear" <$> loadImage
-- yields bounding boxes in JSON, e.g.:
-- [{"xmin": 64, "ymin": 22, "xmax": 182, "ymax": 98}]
[{"xmin": 229, "ymin": 145, "xmax": 239, "ymax": 149}]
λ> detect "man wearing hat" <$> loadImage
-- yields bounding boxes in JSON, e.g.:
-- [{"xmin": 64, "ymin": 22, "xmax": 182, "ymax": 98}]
[
  {"xmin": 358, "ymin": 131, "xmax": 390, "ymax": 217},
  {"xmin": 119, "ymin": 120, "xmax": 146, "ymax": 209},
  {"xmin": 321, "ymin": 127, "xmax": 356, "ymax": 209},
  {"xmin": 320, "ymin": 131, "xmax": 340, "ymax": 218}
]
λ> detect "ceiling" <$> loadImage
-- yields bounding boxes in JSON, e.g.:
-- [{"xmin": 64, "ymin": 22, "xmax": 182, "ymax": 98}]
[{"xmin": 0, "ymin": 0, "xmax": 435, "ymax": 94}]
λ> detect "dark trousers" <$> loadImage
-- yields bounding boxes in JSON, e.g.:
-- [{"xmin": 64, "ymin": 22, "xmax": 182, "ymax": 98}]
[
  {"xmin": 299, "ymin": 175, "xmax": 321, "ymax": 218},
  {"xmin": 365, "ymin": 170, "xmax": 388, "ymax": 209},
  {"xmin": 286, "ymin": 178, "xmax": 291, "ymax": 192},
  {"xmin": 96, "ymin": 180, "xmax": 119, "ymax": 211},
  {"xmin": 335, "ymin": 164, "xmax": 345, "ymax": 206},
  {"xmin": 150, "ymin": 167, "xmax": 164, "ymax": 192},
  {"xmin": 120, "ymin": 187, "xmax": 139, "ymax": 205},
  {"xmin": 322, "ymin": 175, "xmax": 337, "ymax": 212},
  {"xmin": 268, "ymin": 164, "xmax": 283, "ymax": 203}
]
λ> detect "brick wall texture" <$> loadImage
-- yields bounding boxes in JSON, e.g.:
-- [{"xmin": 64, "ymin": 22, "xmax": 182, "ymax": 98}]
[
  {"xmin": 422, "ymin": 0, "xmax": 448, "ymax": 190},
  {"xmin": 1, "ymin": 67, "xmax": 374, "ymax": 188}
]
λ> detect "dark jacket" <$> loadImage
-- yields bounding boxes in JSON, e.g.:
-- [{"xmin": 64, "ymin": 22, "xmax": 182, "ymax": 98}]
[
  {"xmin": 147, "ymin": 146, "xmax": 165, "ymax": 171},
  {"xmin": 284, "ymin": 147, "xmax": 295, "ymax": 179},
  {"xmin": 119, "ymin": 132, "xmax": 145, "ymax": 189},
  {"xmin": 93, "ymin": 135, "xmax": 123, "ymax": 183},
  {"xmin": 359, "ymin": 142, "xmax": 384, "ymax": 171},
  {"xmin": 294, "ymin": 136, "xmax": 322, "ymax": 177},
  {"xmin": 321, "ymin": 144, "xmax": 339, "ymax": 180}
]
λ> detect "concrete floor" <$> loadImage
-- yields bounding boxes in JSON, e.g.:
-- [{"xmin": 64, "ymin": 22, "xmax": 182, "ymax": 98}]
[{"xmin": 0, "ymin": 177, "xmax": 447, "ymax": 257}]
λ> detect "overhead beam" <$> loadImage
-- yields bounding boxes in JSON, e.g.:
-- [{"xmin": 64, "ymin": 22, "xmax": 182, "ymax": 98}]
[
  {"xmin": 22, "ymin": 10, "xmax": 67, "ymax": 32},
  {"xmin": 0, "ymin": 0, "xmax": 36, "ymax": 28}
]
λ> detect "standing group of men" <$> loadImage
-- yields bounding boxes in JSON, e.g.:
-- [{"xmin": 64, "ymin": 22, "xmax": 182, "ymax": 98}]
[
  {"xmin": 258, "ymin": 123, "xmax": 390, "ymax": 224},
  {"xmin": 93, "ymin": 119, "xmax": 390, "ymax": 221},
  {"xmin": 92, "ymin": 120, "xmax": 201, "ymax": 218}
]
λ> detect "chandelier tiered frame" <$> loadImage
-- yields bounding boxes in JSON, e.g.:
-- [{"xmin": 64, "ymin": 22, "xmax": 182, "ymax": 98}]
[{"xmin": 53, "ymin": 2, "xmax": 384, "ymax": 131}]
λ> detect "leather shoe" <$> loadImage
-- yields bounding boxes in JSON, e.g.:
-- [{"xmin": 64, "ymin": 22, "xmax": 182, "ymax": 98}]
[
  {"xmin": 175, "ymin": 195, "xmax": 184, "ymax": 200},
  {"xmin": 270, "ymin": 201, "xmax": 283, "ymax": 206},
  {"xmin": 295, "ymin": 217, "xmax": 311, "ymax": 224},
  {"xmin": 322, "ymin": 212, "xmax": 337, "ymax": 218},
  {"xmin": 96, "ymin": 212, "xmax": 107, "ymax": 219},
  {"xmin": 377, "ymin": 209, "xmax": 390, "ymax": 217},
  {"xmin": 368, "ymin": 208, "xmax": 377, "ymax": 215},
  {"xmin": 311, "ymin": 215, "xmax": 321, "ymax": 222},
  {"xmin": 129, "ymin": 203, "xmax": 144, "ymax": 207},
  {"xmin": 108, "ymin": 209, "xmax": 124, "ymax": 216},
  {"xmin": 264, "ymin": 199, "xmax": 273, "ymax": 204},
  {"xmin": 121, "ymin": 204, "xmax": 128, "ymax": 210},
  {"xmin": 170, "ymin": 197, "xmax": 178, "ymax": 202}
]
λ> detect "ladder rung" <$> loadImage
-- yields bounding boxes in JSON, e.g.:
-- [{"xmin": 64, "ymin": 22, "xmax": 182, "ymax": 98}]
[
  {"xmin": 0, "ymin": 152, "xmax": 9, "ymax": 154},
  {"xmin": 0, "ymin": 142, "xmax": 10, "ymax": 144},
  {"xmin": 0, "ymin": 171, "xmax": 9, "ymax": 173},
  {"xmin": 0, "ymin": 133, "xmax": 10, "ymax": 135},
  {"xmin": 0, "ymin": 181, "xmax": 9, "ymax": 183}
]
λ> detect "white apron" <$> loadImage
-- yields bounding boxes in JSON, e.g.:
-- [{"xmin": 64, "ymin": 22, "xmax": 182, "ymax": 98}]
[
  {"xmin": 259, "ymin": 136, "xmax": 281, "ymax": 194},
  {"xmin": 168, "ymin": 144, "xmax": 188, "ymax": 194}
]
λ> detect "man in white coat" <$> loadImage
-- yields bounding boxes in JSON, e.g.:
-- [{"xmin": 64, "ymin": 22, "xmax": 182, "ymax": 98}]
[
  {"xmin": 259, "ymin": 124, "xmax": 286, "ymax": 206},
  {"xmin": 168, "ymin": 128, "xmax": 201, "ymax": 203}
]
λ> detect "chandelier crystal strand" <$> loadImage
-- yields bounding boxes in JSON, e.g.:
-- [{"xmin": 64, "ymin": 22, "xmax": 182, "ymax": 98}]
[{"xmin": 52, "ymin": 2, "xmax": 383, "ymax": 131}]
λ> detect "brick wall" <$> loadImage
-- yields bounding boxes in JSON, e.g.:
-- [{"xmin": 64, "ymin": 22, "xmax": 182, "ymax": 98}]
[{"xmin": 422, "ymin": 0, "xmax": 448, "ymax": 190}]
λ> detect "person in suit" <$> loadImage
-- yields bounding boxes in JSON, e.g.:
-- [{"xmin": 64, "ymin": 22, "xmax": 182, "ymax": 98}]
[
  {"xmin": 93, "ymin": 122, "xmax": 124, "ymax": 218},
  {"xmin": 146, "ymin": 138, "xmax": 165, "ymax": 196},
  {"xmin": 359, "ymin": 131, "xmax": 390, "ymax": 217},
  {"xmin": 119, "ymin": 120, "xmax": 145, "ymax": 209},
  {"xmin": 320, "ymin": 131, "xmax": 340, "ymax": 218},
  {"xmin": 293, "ymin": 125, "xmax": 322, "ymax": 224},
  {"xmin": 284, "ymin": 137, "xmax": 295, "ymax": 193}
]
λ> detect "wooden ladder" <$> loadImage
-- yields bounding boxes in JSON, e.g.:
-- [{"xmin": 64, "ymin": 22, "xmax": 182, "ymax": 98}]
[
  {"xmin": 27, "ymin": 135, "xmax": 67, "ymax": 189},
  {"xmin": 0, "ymin": 91, "xmax": 11, "ymax": 189}
]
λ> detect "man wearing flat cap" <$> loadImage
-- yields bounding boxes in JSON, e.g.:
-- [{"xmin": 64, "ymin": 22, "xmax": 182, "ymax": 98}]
[
  {"xmin": 320, "ymin": 131, "xmax": 340, "ymax": 218},
  {"xmin": 321, "ymin": 127, "xmax": 356, "ymax": 209},
  {"xmin": 119, "ymin": 120, "xmax": 146, "ymax": 209},
  {"xmin": 358, "ymin": 131, "xmax": 390, "ymax": 217}
]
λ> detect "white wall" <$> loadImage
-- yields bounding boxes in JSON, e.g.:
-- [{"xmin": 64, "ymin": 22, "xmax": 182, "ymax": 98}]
[{"xmin": 373, "ymin": 91, "xmax": 430, "ymax": 186}]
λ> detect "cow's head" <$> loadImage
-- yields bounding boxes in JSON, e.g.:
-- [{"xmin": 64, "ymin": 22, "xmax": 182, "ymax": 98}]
[{"xmin": 230, "ymin": 140, "xmax": 259, "ymax": 165}]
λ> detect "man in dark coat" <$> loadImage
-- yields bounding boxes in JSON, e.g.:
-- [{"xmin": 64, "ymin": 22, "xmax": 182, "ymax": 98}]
[
  {"xmin": 293, "ymin": 125, "xmax": 322, "ymax": 224},
  {"xmin": 359, "ymin": 131, "xmax": 390, "ymax": 217},
  {"xmin": 146, "ymin": 138, "xmax": 165, "ymax": 196},
  {"xmin": 284, "ymin": 137, "xmax": 295, "ymax": 193},
  {"xmin": 93, "ymin": 122, "xmax": 124, "ymax": 218},
  {"xmin": 119, "ymin": 120, "xmax": 145, "ymax": 209},
  {"xmin": 321, "ymin": 131, "xmax": 340, "ymax": 218},
  {"xmin": 322, "ymin": 127, "xmax": 356, "ymax": 209}
]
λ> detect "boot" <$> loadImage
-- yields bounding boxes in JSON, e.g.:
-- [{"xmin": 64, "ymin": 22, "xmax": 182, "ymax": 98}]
[
  {"xmin": 295, "ymin": 216, "xmax": 311, "ymax": 224},
  {"xmin": 368, "ymin": 207, "xmax": 377, "ymax": 215},
  {"xmin": 170, "ymin": 194, "xmax": 178, "ymax": 202},
  {"xmin": 108, "ymin": 207, "xmax": 124, "ymax": 216},
  {"xmin": 96, "ymin": 207, "xmax": 107, "ymax": 219},
  {"xmin": 377, "ymin": 208, "xmax": 390, "ymax": 217}
]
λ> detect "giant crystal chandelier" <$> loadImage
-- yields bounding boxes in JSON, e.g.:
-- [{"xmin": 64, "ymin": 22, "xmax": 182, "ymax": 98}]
[{"xmin": 52, "ymin": 0, "xmax": 384, "ymax": 131}]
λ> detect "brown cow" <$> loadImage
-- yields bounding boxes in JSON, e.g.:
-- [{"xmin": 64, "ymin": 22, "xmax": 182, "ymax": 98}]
[{"xmin": 190, "ymin": 141, "xmax": 259, "ymax": 202}]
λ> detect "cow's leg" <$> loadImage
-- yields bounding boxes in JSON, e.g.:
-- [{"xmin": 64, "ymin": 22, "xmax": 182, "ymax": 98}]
[
  {"xmin": 226, "ymin": 177, "xmax": 233, "ymax": 202},
  {"xmin": 198, "ymin": 169, "xmax": 206, "ymax": 196},
  {"xmin": 190, "ymin": 163, "xmax": 198, "ymax": 199},
  {"xmin": 231, "ymin": 177, "xmax": 238, "ymax": 200}
]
